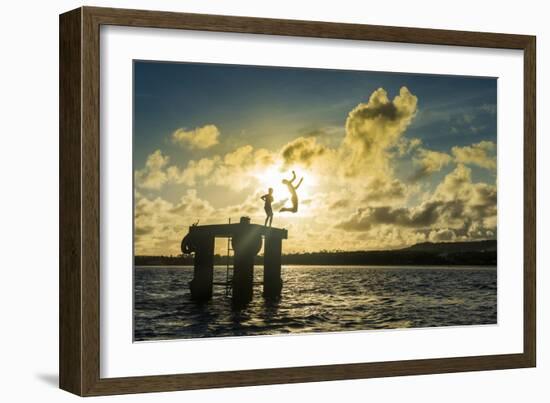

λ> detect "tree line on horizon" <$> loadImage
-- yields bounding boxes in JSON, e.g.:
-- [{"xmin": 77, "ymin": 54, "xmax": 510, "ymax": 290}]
[{"xmin": 135, "ymin": 239, "xmax": 496, "ymax": 266}]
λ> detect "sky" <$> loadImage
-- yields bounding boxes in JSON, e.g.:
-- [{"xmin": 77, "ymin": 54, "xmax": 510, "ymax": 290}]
[{"xmin": 133, "ymin": 61, "xmax": 497, "ymax": 256}]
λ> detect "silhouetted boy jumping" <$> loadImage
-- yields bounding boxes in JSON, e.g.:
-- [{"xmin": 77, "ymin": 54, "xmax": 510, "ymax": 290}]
[{"xmin": 280, "ymin": 171, "xmax": 303, "ymax": 213}]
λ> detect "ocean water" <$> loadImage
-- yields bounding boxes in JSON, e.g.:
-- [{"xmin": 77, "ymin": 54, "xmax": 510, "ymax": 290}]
[{"xmin": 134, "ymin": 265, "xmax": 496, "ymax": 341}]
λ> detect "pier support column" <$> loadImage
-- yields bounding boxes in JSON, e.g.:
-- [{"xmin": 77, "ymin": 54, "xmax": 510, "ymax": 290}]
[
  {"xmin": 263, "ymin": 233, "xmax": 283, "ymax": 300},
  {"xmin": 189, "ymin": 235, "xmax": 215, "ymax": 301},
  {"xmin": 232, "ymin": 230, "xmax": 262, "ymax": 305}
]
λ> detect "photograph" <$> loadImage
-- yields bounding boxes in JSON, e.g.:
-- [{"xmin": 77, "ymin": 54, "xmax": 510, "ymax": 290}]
[{"xmin": 133, "ymin": 61, "xmax": 498, "ymax": 341}]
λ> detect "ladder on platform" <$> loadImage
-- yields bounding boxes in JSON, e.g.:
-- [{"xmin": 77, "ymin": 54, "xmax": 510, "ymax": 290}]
[{"xmin": 225, "ymin": 218, "xmax": 233, "ymax": 297}]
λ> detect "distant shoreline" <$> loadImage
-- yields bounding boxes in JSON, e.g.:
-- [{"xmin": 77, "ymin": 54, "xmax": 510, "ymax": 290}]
[{"xmin": 135, "ymin": 239, "xmax": 497, "ymax": 267}]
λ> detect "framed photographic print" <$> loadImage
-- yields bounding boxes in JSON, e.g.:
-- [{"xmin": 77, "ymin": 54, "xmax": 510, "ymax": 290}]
[{"xmin": 59, "ymin": 6, "xmax": 536, "ymax": 396}]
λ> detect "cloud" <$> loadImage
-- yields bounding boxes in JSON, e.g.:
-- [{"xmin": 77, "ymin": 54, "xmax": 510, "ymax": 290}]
[
  {"xmin": 281, "ymin": 136, "xmax": 328, "ymax": 168},
  {"xmin": 433, "ymin": 163, "xmax": 496, "ymax": 205},
  {"xmin": 330, "ymin": 199, "xmax": 350, "ymax": 210},
  {"xmin": 219, "ymin": 190, "xmax": 267, "ymax": 217},
  {"xmin": 135, "ymin": 145, "xmax": 277, "ymax": 191},
  {"xmin": 428, "ymin": 228, "xmax": 457, "ymax": 242},
  {"xmin": 224, "ymin": 145, "xmax": 254, "ymax": 166},
  {"xmin": 410, "ymin": 148, "xmax": 452, "ymax": 181},
  {"xmin": 134, "ymin": 190, "xmax": 216, "ymax": 255},
  {"xmin": 451, "ymin": 140, "xmax": 496, "ymax": 170},
  {"xmin": 397, "ymin": 137, "xmax": 422, "ymax": 156},
  {"xmin": 432, "ymin": 165, "xmax": 497, "ymax": 232},
  {"xmin": 208, "ymin": 145, "xmax": 277, "ymax": 189},
  {"xmin": 169, "ymin": 189, "xmax": 216, "ymax": 216},
  {"xmin": 135, "ymin": 149, "xmax": 170, "ymax": 190},
  {"xmin": 342, "ymin": 86, "xmax": 418, "ymax": 176},
  {"xmin": 135, "ymin": 151, "xmax": 219, "ymax": 189},
  {"xmin": 337, "ymin": 164, "xmax": 496, "ymax": 241},
  {"xmin": 172, "ymin": 124, "xmax": 220, "ymax": 149},
  {"xmin": 164, "ymin": 145, "xmax": 266, "ymax": 189},
  {"xmin": 362, "ymin": 177, "xmax": 408, "ymax": 204},
  {"xmin": 167, "ymin": 157, "xmax": 219, "ymax": 187},
  {"xmin": 335, "ymin": 201, "xmax": 451, "ymax": 231}
]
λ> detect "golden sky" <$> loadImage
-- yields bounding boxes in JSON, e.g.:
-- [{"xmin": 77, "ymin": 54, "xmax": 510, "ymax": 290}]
[{"xmin": 133, "ymin": 63, "xmax": 497, "ymax": 256}]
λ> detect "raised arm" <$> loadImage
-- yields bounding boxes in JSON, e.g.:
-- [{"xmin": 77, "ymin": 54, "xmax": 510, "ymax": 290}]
[
  {"xmin": 290, "ymin": 170, "xmax": 296, "ymax": 183},
  {"xmin": 295, "ymin": 177, "xmax": 304, "ymax": 189}
]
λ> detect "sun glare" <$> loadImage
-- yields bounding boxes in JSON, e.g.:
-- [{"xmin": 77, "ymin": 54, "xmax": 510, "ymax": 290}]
[
  {"xmin": 254, "ymin": 165, "xmax": 317, "ymax": 213},
  {"xmin": 254, "ymin": 166, "xmax": 286, "ymax": 197}
]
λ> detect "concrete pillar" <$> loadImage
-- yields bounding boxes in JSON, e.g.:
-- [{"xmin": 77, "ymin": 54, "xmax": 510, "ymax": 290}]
[
  {"xmin": 263, "ymin": 233, "xmax": 283, "ymax": 299},
  {"xmin": 232, "ymin": 229, "xmax": 262, "ymax": 305},
  {"xmin": 189, "ymin": 235, "xmax": 215, "ymax": 301}
]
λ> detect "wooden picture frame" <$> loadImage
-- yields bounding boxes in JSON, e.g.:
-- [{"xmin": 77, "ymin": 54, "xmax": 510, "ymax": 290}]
[{"xmin": 59, "ymin": 6, "xmax": 536, "ymax": 396}]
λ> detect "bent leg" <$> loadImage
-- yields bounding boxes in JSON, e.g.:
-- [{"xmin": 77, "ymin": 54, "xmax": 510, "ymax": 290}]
[{"xmin": 289, "ymin": 200, "xmax": 298, "ymax": 213}]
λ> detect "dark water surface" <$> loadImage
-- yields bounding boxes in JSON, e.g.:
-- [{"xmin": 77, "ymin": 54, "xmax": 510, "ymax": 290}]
[{"xmin": 134, "ymin": 265, "xmax": 496, "ymax": 341}]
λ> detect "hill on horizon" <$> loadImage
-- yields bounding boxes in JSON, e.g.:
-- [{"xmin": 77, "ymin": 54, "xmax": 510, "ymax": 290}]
[{"xmin": 401, "ymin": 239, "xmax": 496, "ymax": 252}]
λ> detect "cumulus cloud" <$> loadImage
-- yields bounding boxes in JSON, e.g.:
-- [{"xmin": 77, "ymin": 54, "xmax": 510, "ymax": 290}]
[
  {"xmin": 135, "ymin": 149, "xmax": 170, "ymax": 190},
  {"xmin": 397, "ymin": 137, "xmax": 422, "ymax": 156},
  {"xmin": 162, "ymin": 146, "xmax": 264, "ymax": 190},
  {"xmin": 167, "ymin": 157, "xmax": 219, "ymax": 187},
  {"xmin": 223, "ymin": 145, "xmax": 254, "ymax": 166},
  {"xmin": 281, "ymin": 136, "xmax": 328, "ymax": 168},
  {"xmin": 337, "ymin": 164, "xmax": 496, "ymax": 242},
  {"xmin": 219, "ymin": 190, "xmax": 267, "ymax": 217},
  {"xmin": 428, "ymin": 228, "xmax": 457, "ymax": 242},
  {"xmin": 135, "ymin": 190, "xmax": 220, "ymax": 255},
  {"xmin": 451, "ymin": 140, "xmax": 496, "ymax": 170},
  {"xmin": 172, "ymin": 124, "xmax": 220, "ymax": 149},
  {"xmin": 336, "ymin": 201, "xmax": 449, "ymax": 231},
  {"xmin": 169, "ymin": 189, "xmax": 216, "ymax": 216},
  {"xmin": 135, "ymin": 145, "xmax": 277, "ymax": 191},
  {"xmin": 410, "ymin": 148, "xmax": 452, "ymax": 181},
  {"xmin": 208, "ymin": 145, "xmax": 277, "ymax": 189},
  {"xmin": 433, "ymin": 163, "xmax": 493, "ymax": 203},
  {"xmin": 135, "ymin": 150, "xmax": 217, "ymax": 189},
  {"xmin": 362, "ymin": 177, "xmax": 408, "ymax": 204},
  {"xmin": 342, "ymin": 86, "xmax": 418, "ymax": 176},
  {"xmin": 330, "ymin": 199, "xmax": 351, "ymax": 210}
]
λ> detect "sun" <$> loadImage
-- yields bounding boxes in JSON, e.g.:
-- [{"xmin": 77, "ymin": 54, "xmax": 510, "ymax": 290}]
[
  {"xmin": 259, "ymin": 166, "xmax": 283, "ymax": 189},
  {"xmin": 254, "ymin": 166, "xmax": 286, "ymax": 198},
  {"xmin": 253, "ymin": 165, "xmax": 317, "ymax": 210}
]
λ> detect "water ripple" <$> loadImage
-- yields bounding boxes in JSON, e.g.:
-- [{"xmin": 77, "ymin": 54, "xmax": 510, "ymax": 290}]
[{"xmin": 134, "ymin": 265, "xmax": 497, "ymax": 341}]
